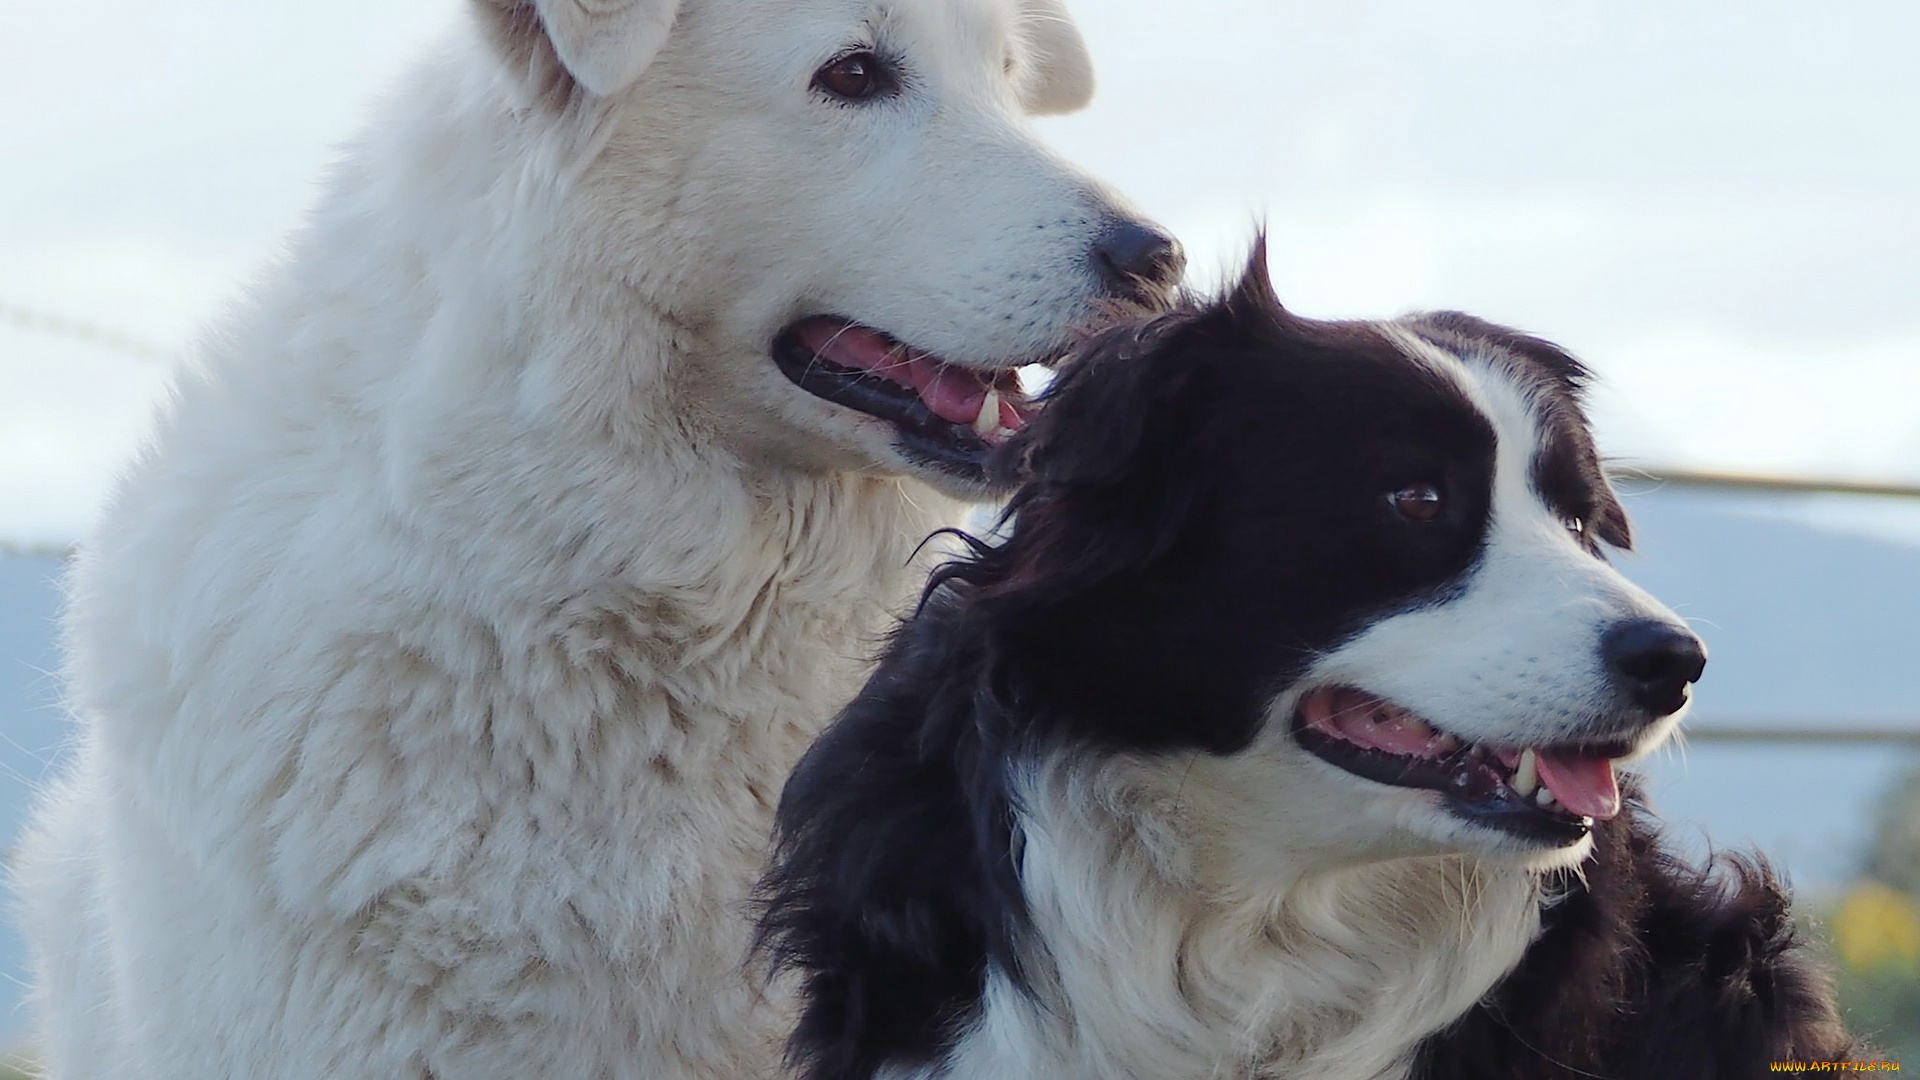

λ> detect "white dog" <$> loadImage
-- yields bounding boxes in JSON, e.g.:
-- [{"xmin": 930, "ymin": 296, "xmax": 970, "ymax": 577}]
[{"xmin": 13, "ymin": 0, "xmax": 1181, "ymax": 1076}]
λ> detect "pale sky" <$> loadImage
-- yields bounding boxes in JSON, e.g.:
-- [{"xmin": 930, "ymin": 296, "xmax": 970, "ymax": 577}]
[{"xmin": 3, "ymin": 0, "xmax": 1917, "ymax": 545}]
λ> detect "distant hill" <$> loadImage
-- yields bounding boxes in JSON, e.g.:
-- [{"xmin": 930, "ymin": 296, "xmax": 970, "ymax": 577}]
[
  {"xmin": 0, "ymin": 554, "xmax": 67, "ymax": 1046},
  {"xmin": 1621, "ymin": 486, "xmax": 1920, "ymax": 723},
  {"xmin": 1612, "ymin": 487, "xmax": 1920, "ymax": 898}
]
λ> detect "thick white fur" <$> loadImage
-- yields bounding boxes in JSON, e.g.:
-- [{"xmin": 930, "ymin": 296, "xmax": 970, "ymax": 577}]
[
  {"xmin": 13, "ymin": 0, "xmax": 1142, "ymax": 1076},
  {"xmin": 913, "ymin": 757, "xmax": 1543, "ymax": 1080},
  {"xmin": 907, "ymin": 336, "xmax": 1694, "ymax": 1080}
]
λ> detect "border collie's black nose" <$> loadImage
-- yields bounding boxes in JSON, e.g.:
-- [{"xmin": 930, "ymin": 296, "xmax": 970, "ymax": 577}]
[
  {"xmin": 1603, "ymin": 619, "xmax": 1707, "ymax": 716},
  {"xmin": 1092, "ymin": 220, "xmax": 1185, "ymax": 302}
]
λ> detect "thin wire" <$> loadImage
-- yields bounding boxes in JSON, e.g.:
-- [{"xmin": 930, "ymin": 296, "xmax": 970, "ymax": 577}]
[{"xmin": 0, "ymin": 301, "xmax": 176, "ymax": 364}]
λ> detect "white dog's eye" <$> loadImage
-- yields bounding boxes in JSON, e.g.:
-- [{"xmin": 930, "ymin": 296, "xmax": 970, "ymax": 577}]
[
  {"xmin": 814, "ymin": 51, "xmax": 895, "ymax": 102},
  {"xmin": 1388, "ymin": 482, "xmax": 1445, "ymax": 523}
]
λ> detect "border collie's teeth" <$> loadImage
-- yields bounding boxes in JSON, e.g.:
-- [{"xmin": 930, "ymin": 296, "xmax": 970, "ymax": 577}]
[
  {"xmin": 1537, "ymin": 787, "xmax": 1556, "ymax": 807},
  {"xmin": 1513, "ymin": 748, "xmax": 1539, "ymax": 797},
  {"xmin": 973, "ymin": 389, "xmax": 1001, "ymax": 436}
]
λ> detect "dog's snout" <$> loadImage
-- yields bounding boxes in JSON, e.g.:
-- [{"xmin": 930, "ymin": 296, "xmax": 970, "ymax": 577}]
[
  {"xmin": 1091, "ymin": 219, "xmax": 1186, "ymax": 303},
  {"xmin": 1602, "ymin": 619, "xmax": 1706, "ymax": 716}
]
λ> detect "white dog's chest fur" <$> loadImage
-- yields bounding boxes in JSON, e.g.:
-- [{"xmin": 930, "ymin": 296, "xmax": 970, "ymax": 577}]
[
  {"xmin": 17, "ymin": 164, "xmax": 948, "ymax": 1073},
  {"xmin": 29, "ymin": 455, "xmax": 937, "ymax": 1078}
]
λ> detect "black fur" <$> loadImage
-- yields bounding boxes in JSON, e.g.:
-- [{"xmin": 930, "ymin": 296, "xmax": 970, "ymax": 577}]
[
  {"xmin": 1413, "ymin": 786, "xmax": 1857, "ymax": 1078},
  {"xmin": 757, "ymin": 249, "xmax": 1854, "ymax": 1080},
  {"xmin": 751, "ymin": 594, "xmax": 1028, "ymax": 1080}
]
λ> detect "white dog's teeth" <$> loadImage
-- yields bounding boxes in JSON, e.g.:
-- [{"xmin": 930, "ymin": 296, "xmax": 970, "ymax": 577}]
[
  {"xmin": 1435, "ymin": 733, "xmax": 1461, "ymax": 752},
  {"xmin": 1537, "ymin": 787, "xmax": 1556, "ymax": 807},
  {"xmin": 1513, "ymin": 748, "xmax": 1539, "ymax": 797},
  {"xmin": 973, "ymin": 389, "xmax": 1001, "ymax": 436}
]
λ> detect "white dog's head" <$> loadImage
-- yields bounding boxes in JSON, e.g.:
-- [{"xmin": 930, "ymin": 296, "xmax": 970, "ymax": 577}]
[{"xmin": 472, "ymin": 0, "xmax": 1182, "ymax": 494}]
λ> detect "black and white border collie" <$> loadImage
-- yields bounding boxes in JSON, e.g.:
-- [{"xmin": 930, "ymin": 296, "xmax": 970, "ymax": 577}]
[{"xmin": 757, "ymin": 251, "xmax": 1856, "ymax": 1080}]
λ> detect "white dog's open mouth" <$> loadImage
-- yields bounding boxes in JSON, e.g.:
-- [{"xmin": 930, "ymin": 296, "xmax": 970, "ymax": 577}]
[
  {"xmin": 773, "ymin": 317, "xmax": 1041, "ymax": 475},
  {"xmin": 1290, "ymin": 686, "xmax": 1633, "ymax": 846}
]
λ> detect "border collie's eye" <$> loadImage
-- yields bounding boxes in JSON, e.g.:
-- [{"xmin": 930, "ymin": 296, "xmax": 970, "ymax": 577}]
[
  {"xmin": 1388, "ymin": 482, "xmax": 1445, "ymax": 523},
  {"xmin": 814, "ymin": 51, "xmax": 894, "ymax": 102},
  {"xmin": 1565, "ymin": 516, "xmax": 1587, "ymax": 538}
]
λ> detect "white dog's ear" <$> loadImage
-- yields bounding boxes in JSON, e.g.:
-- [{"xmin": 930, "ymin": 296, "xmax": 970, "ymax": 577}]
[
  {"xmin": 1014, "ymin": 0, "xmax": 1095, "ymax": 115},
  {"xmin": 479, "ymin": 0, "xmax": 682, "ymax": 98}
]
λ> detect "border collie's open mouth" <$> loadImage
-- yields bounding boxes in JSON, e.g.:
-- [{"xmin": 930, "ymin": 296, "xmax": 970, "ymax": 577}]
[
  {"xmin": 1291, "ymin": 686, "xmax": 1633, "ymax": 846},
  {"xmin": 773, "ymin": 317, "xmax": 1040, "ymax": 476}
]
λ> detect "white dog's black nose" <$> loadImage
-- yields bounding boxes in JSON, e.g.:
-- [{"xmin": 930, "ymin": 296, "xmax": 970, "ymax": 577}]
[
  {"xmin": 1603, "ymin": 620, "xmax": 1707, "ymax": 716},
  {"xmin": 1092, "ymin": 220, "xmax": 1186, "ymax": 302}
]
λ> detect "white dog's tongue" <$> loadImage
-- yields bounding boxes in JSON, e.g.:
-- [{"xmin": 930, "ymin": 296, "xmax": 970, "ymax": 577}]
[
  {"xmin": 1534, "ymin": 751, "xmax": 1621, "ymax": 820},
  {"xmin": 917, "ymin": 365, "xmax": 997, "ymax": 427},
  {"xmin": 796, "ymin": 321, "xmax": 1024, "ymax": 433}
]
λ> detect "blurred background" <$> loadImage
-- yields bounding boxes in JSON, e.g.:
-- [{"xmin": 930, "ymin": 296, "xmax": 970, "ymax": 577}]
[{"xmin": 2, "ymin": 0, "xmax": 1917, "ymax": 1060}]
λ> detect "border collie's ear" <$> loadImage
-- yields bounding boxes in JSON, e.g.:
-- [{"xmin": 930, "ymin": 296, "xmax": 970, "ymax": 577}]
[
  {"xmin": 999, "ymin": 316, "xmax": 1193, "ymax": 495},
  {"xmin": 979, "ymin": 311, "xmax": 1200, "ymax": 599},
  {"xmin": 478, "ymin": 0, "xmax": 681, "ymax": 98},
  {"xmin": 1013, "ymin": 0, "xmax": 1095, "ymax": 115},
  {"xmin": 1407, "ymin": 308, "xmax": 1635, "ymax": 550},
  {"xmin": 997, "ymin": 238, "xmax": 1279, "ymax": 495}
]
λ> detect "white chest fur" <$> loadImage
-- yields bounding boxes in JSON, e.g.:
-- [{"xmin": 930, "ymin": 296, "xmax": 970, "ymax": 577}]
[{"xmin": 920, "ymin": 760, "xmax": 1542, "ymax": 1080}]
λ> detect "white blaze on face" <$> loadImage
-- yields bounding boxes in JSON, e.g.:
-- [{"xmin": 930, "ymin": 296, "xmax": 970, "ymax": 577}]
[{"xmin": 1304, "ymin": 333, "xmax": 1692, "ymax": 753}]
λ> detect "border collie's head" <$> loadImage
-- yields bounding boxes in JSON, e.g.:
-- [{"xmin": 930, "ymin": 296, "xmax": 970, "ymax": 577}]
[{"xmin": 966, "ymin": 246, "xmax": 1702, "ymax": 866}]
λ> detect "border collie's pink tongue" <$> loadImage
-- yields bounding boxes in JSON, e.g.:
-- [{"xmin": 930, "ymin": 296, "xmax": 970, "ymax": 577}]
[
  {"xmin": 1535, "ymin": 752, "xmax": 1621, "ymax": 820},
  {"xmin": 794, "ymin": 321, "xmax": 1025, "ymax": 432}
]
